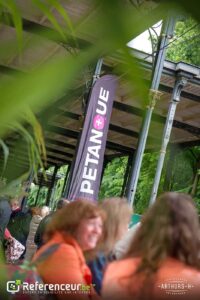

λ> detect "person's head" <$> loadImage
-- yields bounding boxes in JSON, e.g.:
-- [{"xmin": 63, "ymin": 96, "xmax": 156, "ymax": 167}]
[
  {"xmin": 46, "ymin": 199, "xmax": 105, "ymax": 251},
  {"xmin": 99, "ymin": 197, "xmax": 132, "ymax": 254},
  {"xmin": 10, "ymin": 198, "xmax": 20, "ymax": 211},
  {"xmin": 41, "ymin": 206, "xmax": 50, "ymax": 218},
  {"xmin": 31, "ymin": 206, "xmax": 42, "ymax": 216},
  {"xmin": 56, "ymin": 198, "xmax": 70, "ymax": 210},
  {"xmin": 126, "ymin": 192, "xmax": 200, "ymax": 272}
]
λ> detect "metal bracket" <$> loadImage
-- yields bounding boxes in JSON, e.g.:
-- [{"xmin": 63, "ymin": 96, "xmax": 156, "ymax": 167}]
[
  {"xmin": 161, "ymin": 33, "xmax": 173, "ymax": 39},
  {"xmin": 148, "ymin": 89, "xmax": 163, "ymax": 108},
  {"xmin": 172, "ymin": 76, "xmax": 188, "ymax": 102},
  {"xmin": 93, "ymin": 74, "xmax": 100, "ymax": 80}
]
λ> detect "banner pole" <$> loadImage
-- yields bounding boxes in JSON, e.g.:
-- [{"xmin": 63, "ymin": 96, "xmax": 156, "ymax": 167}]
[
  {"xmin": 92, "ymin": 58, "xmax": 103, "ymax": 85},
  {"xmin": 64, "ymin": 59, "xmax": 104, "ymax": 198}
]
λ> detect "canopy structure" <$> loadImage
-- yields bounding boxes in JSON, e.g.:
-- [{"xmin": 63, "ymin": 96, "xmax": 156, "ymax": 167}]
[
  {"xmin": 33, "ymin": 170, "xmax": 63, "ymax": 189},
  {"xmin": 0, "ymin": 0, "xmax": 200, "ymax": 183},
  {"xmin": 3, "ymin": 56, "xmax": 200, "ymax": 169}
]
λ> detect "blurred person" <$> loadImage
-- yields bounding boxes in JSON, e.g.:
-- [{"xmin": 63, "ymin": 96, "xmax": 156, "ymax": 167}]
[
  {"xmin": 102, "ymin": 192, "xmax": 200, "ymax": 300},
  {"xmin": 32, "ymin": 199, "xmax": 105, "ymax": 300},
  {"xmin": 25, "ymin": 206, "xmax": 50, "ymax": 261},
  {"xmin": 7, "ymin": 198, "xmax": 32, "ymax": 248},
  {"xmin": 88, "ymin": 197, "xmax": 131, "ymax": 294},
  {"xmin": 34, "ymin": 198, "xmax": 69, "ymax": 249},
  {"xmin": 114, "ymin": 221, "xmax": 141, "ymax": 259},
  {"xmin": 4, "ymin": 228, "xmax": 13, "ymax": 241},
  {"xmin": 41, "ymin": 206, "xmax": 50, "ymax": 217},
  {"xmin": 10, "ymin": 197, "xmax": 21, "ymax": 212},
  {"xmin": 0, "ymin": 197, "xmax": 12, "ymax": 259},
  {"xmin": 4, "ymin": 228, "xmax": 25, "ymax": 264}
]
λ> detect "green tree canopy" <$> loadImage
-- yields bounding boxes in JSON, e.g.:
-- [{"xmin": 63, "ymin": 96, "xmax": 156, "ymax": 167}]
[{"xmin": 166, "ymin": 17, "xmax": 200, "ymax": 66}]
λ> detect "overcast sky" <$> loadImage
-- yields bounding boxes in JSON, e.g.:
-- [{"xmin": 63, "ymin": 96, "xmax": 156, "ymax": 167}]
[{"xmin": 128, "ymin": 21, "xmax": 162, "ymax": 53}]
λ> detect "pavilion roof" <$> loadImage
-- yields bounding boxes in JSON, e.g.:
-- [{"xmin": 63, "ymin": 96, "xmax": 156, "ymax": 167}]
[{"xmin": 0, "ymin": 0, "xmax": 199, "ymax": 170}]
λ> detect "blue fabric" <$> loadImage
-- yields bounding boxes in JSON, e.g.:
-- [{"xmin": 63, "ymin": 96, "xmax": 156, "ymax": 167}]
[
  {"xmin": 88, "ymin": 253, "xmax": 107, "ymax": 295},
  {"xmin": 88, "ymin": 252, "xmax": 116, "ymax": 295}
]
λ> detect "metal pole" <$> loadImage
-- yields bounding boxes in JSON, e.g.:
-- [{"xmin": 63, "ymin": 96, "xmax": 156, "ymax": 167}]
[
  {"xmin": 34, "ymin": 170, "xmax": 43, "ymax": 205},
  {"xmin": 149, "ymin": 76, "xmax": 187, "ymax": 205},
  {"xmin": 35, "ymin": 185, "xmax": 41, "ymax": 205},
  {"xmin": 21, "ymin": 169, "xmax": 34, "ymax": 212},
  {"xmin": 46, "ymin": 165, "xmax": 59, "ymax": 206},
  {"xmin": 122, "ymin": 154, "xmax": 133, "ymax": 197},
  {"xmin": 49, "ymin": 182, "xmax": 57, "ymax": 210},
  {"xmin": 62, "ymin": 163, "xmax": 71, "ymax": 197},
  {"xmin": 127, "ymin": 14, "xmax": 177, "ymax": 207}
]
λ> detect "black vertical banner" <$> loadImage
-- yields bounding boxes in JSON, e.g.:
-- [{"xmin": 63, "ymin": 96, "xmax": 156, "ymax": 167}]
[{"xmin": 67, "ymin": 75, "xmax": 117, "ymax": 201}]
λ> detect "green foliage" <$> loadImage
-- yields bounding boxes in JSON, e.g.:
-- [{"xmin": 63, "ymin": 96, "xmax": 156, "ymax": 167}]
[
  {"xmin": 101, "ymin": 146, "xmax": 200, "ymax": 214},
  {"xmin": 0, "ymin": 0, "xmax": 23, "ymax": 51},
  {"xmin": 27, "ymin": 165, "xmax": 69, "ymax": 209},
  {"xmin": 171, "ymin": 149, "xmax": 196, "ymax": 191},
  {"xmin": 51, "ymin": 165, "xmax": 69, "ymax": 209},
  {"xmin": 27, "ymin": 185, "xmax": 48, "ymax": 207},
  {"xmin": 0, "ymin": 139, "xmax": 9, "ymax": 175},
  {"xmin": 98, "ymin": 14, "xmax": 200, "ymax": 214},
  {"xmin": 99, "ymin": 152, "xmax": 165, "ymax": 213},
  {"xmin": 0, "ymin": 176, "xmax": 27, "ymax": 200},
  {"xmin": 166, "ymin": 18, "xmax": 200, "ymax": 66},
  {"xmin": 134, "ymin": 152, "xmax": 160, "ymax": 214},
  {"xmin": 99, "ymin": 157, "xmax": 128, "ymax": 200},
  {"xmin": 0, "ymin": 0, "xmax": 165, "ymax": 198},
  {"xmin": 0, "ymin": 1, "xmax": 199, "ymax": 213},
  {"xmin": 195, "ymin": 195, "xmax": 200, "ymax": 214}
]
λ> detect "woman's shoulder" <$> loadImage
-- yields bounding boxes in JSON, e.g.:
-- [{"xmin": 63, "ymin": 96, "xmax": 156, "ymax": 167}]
[
  {"xmin": 105, "ymin": 257, "xmax": 140, "ymax": 278},
  {"xmin": 102, "ymin": 258, "xmax": 140, "ymax": 300},
  {"xmin": 160, "ymin": 257, "xmax": 200, "ymax": 278},
  {"xmin": 60, "ymin": 235, "xmax": 86, "ymax": 257},
  {"xmin": 108, "ymin": 257, "xmax": 140, "ymax": 267},
  {"xmin": 105, "ymin": 257, "xmax": 200, "ymax": 279},
  {"xmin": 56, "ymin": 242, "xmax": 78, "ymax": 256},
  {"xmin": 33, "ymin": 242, "xmax": 82, "ymax": 275}
]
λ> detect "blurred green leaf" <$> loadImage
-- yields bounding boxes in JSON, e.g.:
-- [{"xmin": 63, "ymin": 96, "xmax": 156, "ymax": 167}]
[
  {"xmin": 0, "ymin": 0, "xmax": 23, "ymax": 51},
  {"xmin": 0, "ymin": 45, "xmax": 101, "ymax": 138},
  {"xmin": 0, "ymin": 138, "xmax": 9, "ymax": 175},
  {"xmin": 47, "ymin": 0, "xmax": 77, "ymax": 47},
  {"xmin": 32, "ymin": 0, "xmax": 67, "ymax": 40},
  {"xmin": 0, "ymin": 0, "xmax": 199, "ymax": 209}
]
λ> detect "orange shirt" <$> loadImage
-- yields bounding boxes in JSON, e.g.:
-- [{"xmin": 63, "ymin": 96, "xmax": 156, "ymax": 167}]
[
  {"xmin": 33, "ymin": 231, "xmax": 99, "ymax": 300},
  {"xmin": 102, "ymin": 257, "xmax": 200, "ymax": 300}
]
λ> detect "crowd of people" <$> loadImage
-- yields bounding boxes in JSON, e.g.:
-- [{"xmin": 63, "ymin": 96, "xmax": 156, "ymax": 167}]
[{"xmin": 0, "ymin": 192, "xmax": 200, "ymax": 299}]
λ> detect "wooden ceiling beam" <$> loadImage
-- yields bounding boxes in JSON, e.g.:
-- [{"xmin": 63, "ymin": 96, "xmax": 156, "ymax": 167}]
[
  {"xmin": 46, "ymin": 146, "xmax": 74, "ymax": 158},
  {"xmin": 45, "ymin": 125, "xmax": 135, "ymax": 154},
  {"xmin": 45, "ymin": 137, "xmax": 76, "ymax": 150},
  {"xmin": 113, "ymin": 101, "xmax": 200, "ymax": 136}
]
